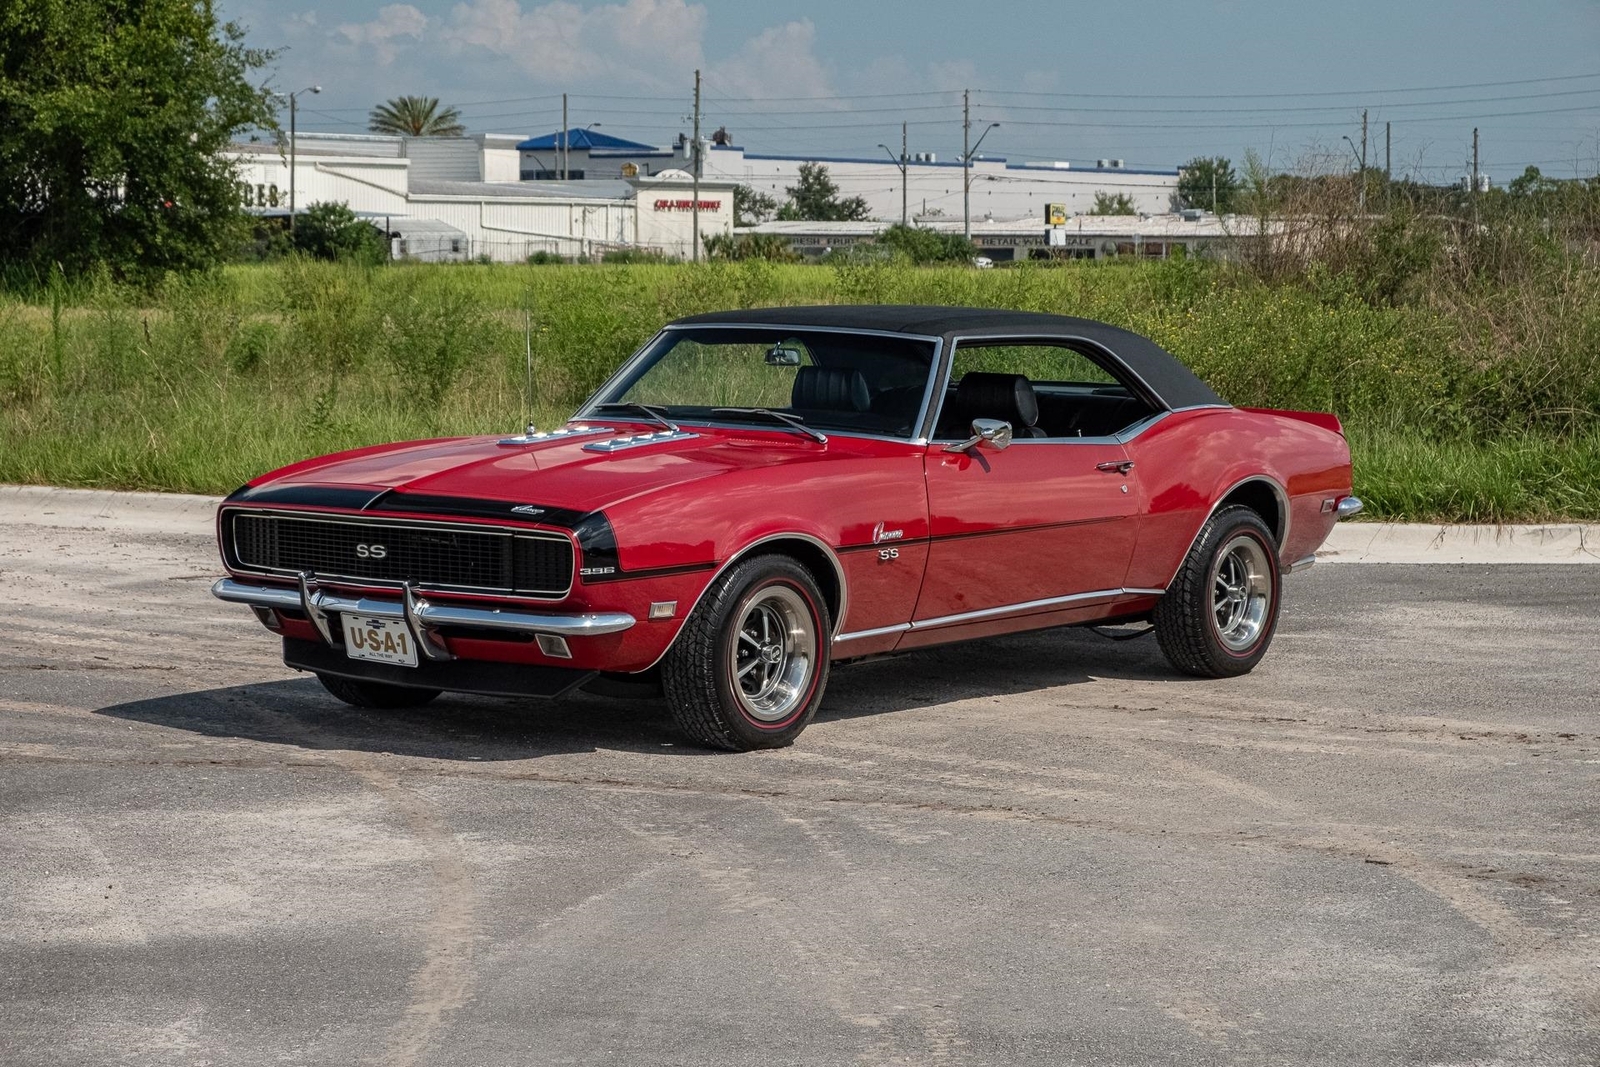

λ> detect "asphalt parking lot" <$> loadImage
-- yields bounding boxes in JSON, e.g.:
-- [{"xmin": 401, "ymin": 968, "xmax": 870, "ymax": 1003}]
[{"xmin": 2, "ymin": 504, "xmax": 1597, "ymax": 1066}]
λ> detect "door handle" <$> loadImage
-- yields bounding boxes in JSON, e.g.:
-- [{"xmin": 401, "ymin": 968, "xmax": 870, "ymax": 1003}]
[{"xmin": 1096, "ymin": 460, "xmax": 1135, "ymax": 475}]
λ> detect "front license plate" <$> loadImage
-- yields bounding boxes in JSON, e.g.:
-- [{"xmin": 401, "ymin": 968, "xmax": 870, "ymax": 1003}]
[{"xmin": 342, "ymin": 615, "xmax": 419, "ymax": 668}]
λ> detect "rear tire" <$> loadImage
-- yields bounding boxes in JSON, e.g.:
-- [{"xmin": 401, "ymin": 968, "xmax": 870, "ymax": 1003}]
[
  {"xmin": 1154, "ymin": 505, "xmax": 1282, "ymax": 678},
  {"xmin": 662, "ymin": 555, "xmax": 831, "ymax": 751},
  {"xmin": 316, "ymin": 673, "xmax": 442, "ymax": 709}
]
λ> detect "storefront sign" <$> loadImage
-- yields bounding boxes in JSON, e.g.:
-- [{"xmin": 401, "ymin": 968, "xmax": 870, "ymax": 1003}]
[{"xmin": 654, "ymin": 199, "xmax": 722, "ymax": 211}]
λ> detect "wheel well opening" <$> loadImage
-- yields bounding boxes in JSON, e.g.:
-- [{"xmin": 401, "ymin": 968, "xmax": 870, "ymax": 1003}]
[
  {"xmin": 753, "ymin": 538, "xmax": 844, "ymax": 630},
  {"xmin": 1220, "ymin": 480, "xmax": 1285, "ymax": 546}
]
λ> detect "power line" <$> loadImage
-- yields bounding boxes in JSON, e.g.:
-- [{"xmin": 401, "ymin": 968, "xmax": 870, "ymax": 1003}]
[
  {"xmin": 974, "ymin": 70, "xmax": 1600, "ymax": 101},
  {"xmin": 973, "ymin": 86, "xmax": 1600, "ymax": 116},
  {"xmin": 992, "ymin": 102, "xmax": 1600, "ymax": 132}
]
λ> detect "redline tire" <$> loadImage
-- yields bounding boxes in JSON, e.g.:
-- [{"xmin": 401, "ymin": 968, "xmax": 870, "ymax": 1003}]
[
  {"xmin": 662, "ymin": 554, "xmax": 832, "ymax": 751},
  {"xmin": 1153, "ymin": 505, "xmax": 1282, "ymax": 678},
  {"xmin": 315, "ymin": 673, "xmax": 443, "ymax": 709}
]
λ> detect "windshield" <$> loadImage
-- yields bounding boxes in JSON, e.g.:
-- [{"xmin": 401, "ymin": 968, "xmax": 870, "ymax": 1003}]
[{"xmin": 583, "ymin": 327, "xmax": 939, "ymax": 439}]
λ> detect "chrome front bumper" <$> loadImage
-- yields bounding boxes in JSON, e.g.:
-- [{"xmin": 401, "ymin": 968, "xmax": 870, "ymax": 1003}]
[{"xmin": 212, "ymin": 576, "xmax": 636, "ymax": 662}]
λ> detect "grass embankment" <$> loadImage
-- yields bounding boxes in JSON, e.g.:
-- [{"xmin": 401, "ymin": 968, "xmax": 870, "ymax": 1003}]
[{"xmin": 1, "ymin": 256, "xmax": 1597, "ymax": 521}]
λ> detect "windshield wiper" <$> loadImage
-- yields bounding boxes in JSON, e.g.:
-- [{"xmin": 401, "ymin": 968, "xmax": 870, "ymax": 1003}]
[
  {"xmin": 711, "ymin": 407, "xmax": 828, "ymax": 444},
  {"xmin": 591, "ymin": 402, "xmax": 679, "ymax": 433}
]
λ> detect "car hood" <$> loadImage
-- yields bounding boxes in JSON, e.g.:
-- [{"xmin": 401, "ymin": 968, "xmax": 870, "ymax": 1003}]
[{"xmin": 239, "ymin": 425, "xmax": 885, "ymax": 517}]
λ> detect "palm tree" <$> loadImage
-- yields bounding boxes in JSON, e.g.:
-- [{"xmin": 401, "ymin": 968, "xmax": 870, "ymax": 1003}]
[{"xmin": 367, "ymin": 96, "xmax": 465, "ymax": 137}]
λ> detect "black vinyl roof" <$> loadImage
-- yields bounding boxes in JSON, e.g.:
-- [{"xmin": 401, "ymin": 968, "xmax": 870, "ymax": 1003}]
[{"xmin": 669, "ymin": 305, "xmax": 1226, "ymax": 410}]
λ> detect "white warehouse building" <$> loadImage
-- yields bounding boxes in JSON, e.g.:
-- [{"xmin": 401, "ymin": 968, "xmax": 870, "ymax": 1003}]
[
  {"xmin": 517, "ymin": 130, "xmax": 1182, "ymax": 221},
  {"xmin": 226, "ymin": 132, "xmax": 735, "ymax": 261}
]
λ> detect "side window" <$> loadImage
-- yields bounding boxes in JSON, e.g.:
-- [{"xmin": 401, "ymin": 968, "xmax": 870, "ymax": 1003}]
[{"xmin": 937, "ymin": 342, "xmax": 1157, "ymax": 440}]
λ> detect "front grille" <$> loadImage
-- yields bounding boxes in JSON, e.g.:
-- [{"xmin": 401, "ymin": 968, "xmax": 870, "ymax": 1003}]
[{"xmin": 229, "ymin": 511, "xmax": 573, "ymax": 597}]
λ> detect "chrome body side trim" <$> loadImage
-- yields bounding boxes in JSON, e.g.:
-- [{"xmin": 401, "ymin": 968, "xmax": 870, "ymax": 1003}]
[
  {"xmin": 214, "ymin": 578, "xmax": 637, "ymax": 637},
  {"xmin": 1286, "ymin": 555, "xmax": 1317, "ymax": 574},
  {"xmin": 911, "ymin": 588, "xmax": 1126, "ymax": 630},
  {"xmin": 833, "ymin": 622, "xmax": 913, "ymax": 644},
  {"xmin": 1337, "ymin": 496, "xmax": 1364, "ymax": 519},
  {"xmin": 835, "ymin": 586, "xmax": 1166, "ymax": 644}
]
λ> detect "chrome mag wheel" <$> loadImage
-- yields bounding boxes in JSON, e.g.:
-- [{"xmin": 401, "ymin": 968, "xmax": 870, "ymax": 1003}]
[
  {"xmin": 728, "ymin": 585, "xmax": 817, "ymax": 723},
  {"xmin": 1211, "ymin": 534, "xmax": 1274, "ymax": 652}
]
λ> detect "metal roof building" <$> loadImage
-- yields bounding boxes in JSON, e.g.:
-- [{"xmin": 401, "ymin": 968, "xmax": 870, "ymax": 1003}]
[
  {"xmin": 742, "ymin": 213, "xmax": 1263, "ymax": 262},
  {"xmin": 225, "ymin": 133, "xmax": 734, "ymax": 260}
]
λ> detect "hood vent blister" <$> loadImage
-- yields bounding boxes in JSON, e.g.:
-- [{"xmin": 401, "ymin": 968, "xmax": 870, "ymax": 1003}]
[
  {"xmin": 497, "ymin": 425, "xmax": 608, "ymax": 447},
  {"xmin": 582, "ymin": 429, "xmax": 699, "ymax": 453}
]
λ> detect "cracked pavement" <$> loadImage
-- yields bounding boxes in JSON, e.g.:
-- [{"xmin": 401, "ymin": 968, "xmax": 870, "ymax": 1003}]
[{"xmin": 1, "ymin": 503, "xmax": 1598, "ymax": 1065}]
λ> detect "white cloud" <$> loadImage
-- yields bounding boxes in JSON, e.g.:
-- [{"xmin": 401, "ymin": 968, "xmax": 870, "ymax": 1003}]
[
  {"xmin": 336, "ymin": 3, "xmax": 429, "ymax": 65},
  {"xmin": 705, "ymin": 20, "xmax": 831, "ymax": 101},
  {"xmin": 443, "ymin": 0, "xmax": 707, "ymax": 91}
]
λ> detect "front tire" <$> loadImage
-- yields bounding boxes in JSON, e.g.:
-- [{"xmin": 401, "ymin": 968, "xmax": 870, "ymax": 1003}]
[
  {"xmin": 1154, "ymin": 505, "xmax": 1282, "ymax": 678},
  {"xmin": 662, "ymin": 555, "xmax": 831, "ymax": 751},
  {"xmin": 316, "ymin": 673, "xmax": 442, "ymax": 709}
]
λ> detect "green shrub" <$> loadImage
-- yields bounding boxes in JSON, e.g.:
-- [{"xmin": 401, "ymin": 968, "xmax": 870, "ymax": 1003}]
[
  {"xmin": 291, "ymin": 203, "xmax": 388, "ymax": 265},
  {"xmin": 876, "ymin": 224, "xmax": 978, "ymax": 265}
]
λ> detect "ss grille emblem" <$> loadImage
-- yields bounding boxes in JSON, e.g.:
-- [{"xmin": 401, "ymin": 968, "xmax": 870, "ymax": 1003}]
[{"xmin": 355, "ymin": 543, "xmax": 387, "ymax": 559}]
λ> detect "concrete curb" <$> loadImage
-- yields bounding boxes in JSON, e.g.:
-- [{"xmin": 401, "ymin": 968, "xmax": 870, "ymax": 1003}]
[
  {"xmin": 1318, "ymin": 522, "xmax": 1600, "ymax": 565},
  {"xmin": 0, "ymin": 485, "xmax": 219, "ymax": 536},
  {"xmin": 4, "ymin": 485, "xmax": 1597, "ymax": 563}
]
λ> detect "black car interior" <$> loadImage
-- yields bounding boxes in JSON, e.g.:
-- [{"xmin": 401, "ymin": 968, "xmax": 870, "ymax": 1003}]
[
  {"xmin": 785, "ymin": 354, "xmax": 1161, "ymax": 441},
  {"xmin": 617, "ymin": 328, "xmax": 1164, "ymax": 440}
]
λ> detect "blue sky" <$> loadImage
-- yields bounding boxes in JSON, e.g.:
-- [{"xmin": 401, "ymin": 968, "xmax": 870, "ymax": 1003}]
[{"xmin": 227, "ymin": 0, "xmax": 1600, "ymax": 180}]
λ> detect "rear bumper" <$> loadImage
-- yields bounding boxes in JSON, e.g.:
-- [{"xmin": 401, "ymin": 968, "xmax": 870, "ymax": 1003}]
[{"xmin": 282, "ymin": 637, "xmax": 596, "ymax": 698}]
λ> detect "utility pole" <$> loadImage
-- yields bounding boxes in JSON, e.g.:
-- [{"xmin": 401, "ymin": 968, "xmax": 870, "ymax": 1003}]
[
  {"xmin": 962, "ymin": 89, "xmax": 971, "ymax": 242},
  {"xmin": 902, "ymin": 120, "xmax": 908, "ymax": 227},
  {"xmin": 561, "ymin": 93, "xmax": 568, "ymax": 181},
  {"xmin": 1358, "ymin": 108, "xmax": 1368, "ymax": 213},
  {"xmin": 691, "ymin": 68, "xmax": 702, "ymax": 262},
  {"xmin": 1472, "ymin": 127, "xmax": 1480, "ymax": 221},
  {"xmin": 290, "ymin": 93, "xmax": 299, "ymax": 232},
  {"xmin": 878, "ymin": 125, "xmax": 910, "ymax": 225},
  {"xmin": 279, "ymin": 85, "xmax": 320, "ymax": 234},
  {"xmin": 1211, "ymin": 169, "xmax": 1218, "ymax": 213},
  {"xmin": 1385, "ymin": 120, "xmax": 1392, "ymax": 209}
]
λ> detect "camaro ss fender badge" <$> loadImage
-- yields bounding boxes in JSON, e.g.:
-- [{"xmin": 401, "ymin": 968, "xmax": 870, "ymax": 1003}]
[
  {"xmin": 878, "ymin": 547, "xmax": 900, "ymax": 562},
  {"xmin": 355, "ymin": 543, "xmax": 387, "ymax": 559},
  {"xmin": 510, "ymin": 505, "xmax": 545, "ymax": 516},
  {"xmin": 871, "ymin": 521, "xmax": 904, "ymax": 544}
]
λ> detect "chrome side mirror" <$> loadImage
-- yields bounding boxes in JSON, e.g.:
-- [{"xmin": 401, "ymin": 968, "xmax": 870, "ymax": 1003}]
[{"xmin": 944, "ymin": 417, "xmax": 1013, "ymax": 453}]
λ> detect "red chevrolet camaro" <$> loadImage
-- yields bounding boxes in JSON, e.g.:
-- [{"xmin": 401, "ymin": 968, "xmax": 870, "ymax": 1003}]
[{"xmin": 213, "ymin": 306, "xmax": 1360, "ymax": 750}]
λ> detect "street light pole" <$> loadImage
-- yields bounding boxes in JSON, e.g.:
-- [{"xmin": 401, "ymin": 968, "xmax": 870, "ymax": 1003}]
[
  {"xmin": 963, "ymin": 119, "xmax": 1000, "ymax": 242},
  {"xmin": 878, "ymin": 125, "xmax": 908, "ymax": 226},
  {"xmin": 278, "ymin": 85, "xmax": 321, "ymax": 234}
]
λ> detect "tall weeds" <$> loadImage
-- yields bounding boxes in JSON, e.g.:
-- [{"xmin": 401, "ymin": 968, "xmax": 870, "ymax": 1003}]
[{"xmin": 1, "ymin": 240, "xmax": 1597, "ymax": 519}]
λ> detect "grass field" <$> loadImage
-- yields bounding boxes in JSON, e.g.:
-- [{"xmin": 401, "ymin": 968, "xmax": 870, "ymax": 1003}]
[{"xmin": 2, "ymin": 256, "xmax": 1597, "ymax": 521}]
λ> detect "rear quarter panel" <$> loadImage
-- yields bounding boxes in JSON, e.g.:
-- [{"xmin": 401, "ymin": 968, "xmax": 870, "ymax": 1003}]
[{"xmin": 1124, "ymin": 408, "xmax": 1353, "ymax": 590}]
